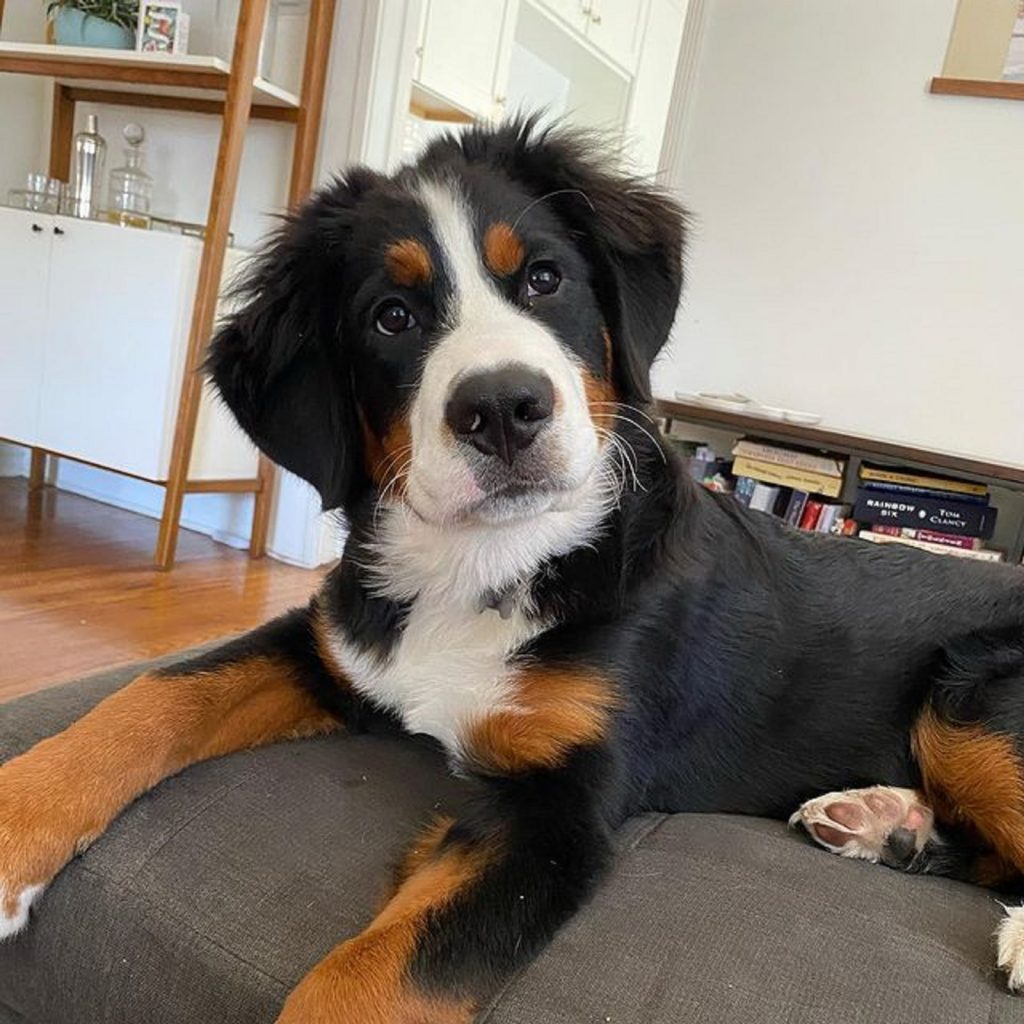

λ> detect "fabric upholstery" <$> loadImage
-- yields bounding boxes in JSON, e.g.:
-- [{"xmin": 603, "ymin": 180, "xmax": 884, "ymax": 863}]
[{"xmin": 0, "ymin": 657, "xmax": 1017, "ymax": 1023}]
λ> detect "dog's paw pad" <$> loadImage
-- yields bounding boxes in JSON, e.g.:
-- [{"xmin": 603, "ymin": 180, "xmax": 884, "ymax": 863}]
[
  {"xmin": 789, "ymin": 786, "xmax": 934, "ymax": 866},
  {"xmin": 997, "ymin": 905, "xmax": 1024, "ymax": 991},
  {"xmin": 0, "ymin": 883, "xmax": 45, "ymax": 940}
]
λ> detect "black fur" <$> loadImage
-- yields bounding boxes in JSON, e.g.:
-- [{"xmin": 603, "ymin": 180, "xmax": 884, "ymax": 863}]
[{"xmin": 199, "ymin": 120, "xmax": 1024, "ymax": 1016}]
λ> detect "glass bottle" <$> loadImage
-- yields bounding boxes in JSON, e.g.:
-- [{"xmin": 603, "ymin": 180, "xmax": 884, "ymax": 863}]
[
  {"xmin": 106, "ymin": 123, "xmax": 153, "ymax": 229},
  {"xmin": 70, "ymin": 113, "xmax": 106, "ymax": 219}
]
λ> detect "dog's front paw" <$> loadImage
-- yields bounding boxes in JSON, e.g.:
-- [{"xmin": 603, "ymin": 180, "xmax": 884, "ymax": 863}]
[
  {"xmin": 277, "ymin": 928, "xmax": 475, "ymax": 1024},
  {"xmin": 0, "ymin": 763, "xmax": 94, "ymax": 939},
  {"xmin": 997, "ymin": 905, "xmax": 1024, "ymax": 992}
]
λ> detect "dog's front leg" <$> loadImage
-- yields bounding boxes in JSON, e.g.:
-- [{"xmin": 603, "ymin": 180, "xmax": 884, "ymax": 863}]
[
  {"xmin": 0, "ymin": 602, "xmax": 355, "ymax": 937},
  {"xmin": 278, "ymin": 664, "xmax": 619, "ymax": 1024}
]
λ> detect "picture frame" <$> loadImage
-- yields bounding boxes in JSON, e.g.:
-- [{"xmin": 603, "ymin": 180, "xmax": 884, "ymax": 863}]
[{"xmin": 137, "ymin": 1, "xmax": 191, "ymax": 55}]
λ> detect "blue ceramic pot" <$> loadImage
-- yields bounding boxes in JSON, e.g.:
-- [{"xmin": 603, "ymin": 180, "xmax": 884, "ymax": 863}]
[{"xmin": 54, "ymin": 7, "xmax": 135, "ymax": 49}]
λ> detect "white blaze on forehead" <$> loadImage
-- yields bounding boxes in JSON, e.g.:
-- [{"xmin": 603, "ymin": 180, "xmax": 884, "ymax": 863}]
[{"xmin": 418, "ymin": 178, "xmax": 499, "ymax": 321}]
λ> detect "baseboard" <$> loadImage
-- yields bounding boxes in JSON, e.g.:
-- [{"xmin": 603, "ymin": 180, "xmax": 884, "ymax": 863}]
[{"xmin": 54, "ymin": 467, "xmax": 253, "ymax": 552}]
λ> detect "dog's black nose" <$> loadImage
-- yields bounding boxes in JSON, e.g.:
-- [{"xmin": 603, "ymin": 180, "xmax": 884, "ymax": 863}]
[{"xmin": 445, "ymin": 365, "xmax": 555, "ymax": 465}]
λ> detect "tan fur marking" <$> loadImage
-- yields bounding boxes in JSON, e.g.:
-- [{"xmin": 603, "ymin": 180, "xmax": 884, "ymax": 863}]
[
  {"xmin": 913, "ymin": 705, "xmax": 1024, "ymax": 871},
  {"xmin": 277, "ymin": 821, "xmax": 488, "ymax": 1024},
  {"xmin": 360, "ymin": 408, "xmax": 413, "ymax": 495},
  {"xmin": 385, "ymin": 238, "xmax": 432, "ymax": 288},
  {"xmin": 483, "ymin": 222, "xmax": 525, "ymax": 276},
  {"xmin": 583, "ymin": 328, "xmax": 618, "ymax": 437},
  {"xmin": 463, "ymin": 668, "xmax": 618, "ymax": 775},
  {"xmin": 0, "ymin": 658, "xmax": 338, "ymax": 914}
]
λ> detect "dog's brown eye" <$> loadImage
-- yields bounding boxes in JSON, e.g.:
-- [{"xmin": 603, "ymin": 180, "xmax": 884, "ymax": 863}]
[
  {"xmin": 375, "ymin": 302, "xmax": 417, "ymax": 336},
  {"xmin": 526, "ymin": 262, "xmax": 561, "ymax": 297}
]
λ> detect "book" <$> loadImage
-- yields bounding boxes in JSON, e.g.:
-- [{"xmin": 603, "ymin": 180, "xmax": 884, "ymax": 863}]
[
  {"xmin": 861, "ymin": 480, "xmax": 989, "ymax": 506},
  {"xmin": 799, "ymin": 500, "xmax": 824, "ymax": 531},
  {"xmin": 862, "ymin": 525, "xmax": 981, "ymax": 550},
  {"xmin": 913, "ymin": 528, "xmax": 982, "ymax": 551},
  {"xmin": 772, "ymin": 487, "xmax": 793, "ymax": 518},
  {"xmin": 749, "ymin": 482, "xmax": 781, "ymax": 513},
  {"xmin": 860, "ymin": 531, "xmax": 1005, "ymax": 563},
  {"xmin": 859, "ymin": 465, "xmax": 988, "ymax": 498},
  {"xmin": 734, "ymin": 476, "xmax": 756, "ymax": 507},
  {"xmin": 783, "ymin": 490, "xmax": 809, "ymax": 527},
  {"xmin": 731, "ymin": 455, "xmax": 844, "ymax": 499},
  {"xmin": 816, "ymin": 505, "xmax": 839, "ymax": 534},
  {"xmin": 732, "ymin": 439, "xmax": 845, "ymax": 479},
  {"xmin": 853, "ymin": 487, "xmax": 997, "ymax": 539},
  {"xmin": 815, "ymin": 503, "xmax": 850, "ymax": 535}
]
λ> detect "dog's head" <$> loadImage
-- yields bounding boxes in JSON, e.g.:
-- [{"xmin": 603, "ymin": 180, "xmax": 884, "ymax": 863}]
[{"xmin": 208, "ymin": 120, "xmax": 685, "ymax": 527}]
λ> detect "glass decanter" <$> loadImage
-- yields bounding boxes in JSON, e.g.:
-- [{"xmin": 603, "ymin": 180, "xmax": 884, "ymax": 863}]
[{"xmin": 106, "ymin": 123, "xmax": 154, "ymax": 229}]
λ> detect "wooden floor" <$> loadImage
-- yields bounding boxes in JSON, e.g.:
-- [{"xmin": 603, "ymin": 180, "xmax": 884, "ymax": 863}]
[{"xmin": 0, "ymin": 479, "xmax": 322, "ymax": 703}]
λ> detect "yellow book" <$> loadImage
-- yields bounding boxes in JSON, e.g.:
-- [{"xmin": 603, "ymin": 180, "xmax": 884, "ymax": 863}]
[
  {"xmin": 731, "ymin": 455, "xmax": 844, "ymax": 498},
  {"xmin": 859, "ymin": 466, "xmax": 988, "ymax": 497}
]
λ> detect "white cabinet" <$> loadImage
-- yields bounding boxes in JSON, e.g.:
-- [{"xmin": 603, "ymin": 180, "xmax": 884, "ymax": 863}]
[
  {"xmin": 416, "ymin": 0, "xmax": 519, "ymax": 119},
  {"xmin": 0, "ymin": 209, "xmax": 52, "ymax": 446},
  {"xmin": 541, "ymin": 0, "xmax": 590, "ymax": 34},
  {"xmin": 587, "ymin": 0, "xmax": 647, "ymax": 72},
  {"xmin": 0, "ymin": 208, "xmax": 257, "ymax": 483},
  {"xmin": 534, "ymin": 0, "xmax": 647, "ymax": 72}
]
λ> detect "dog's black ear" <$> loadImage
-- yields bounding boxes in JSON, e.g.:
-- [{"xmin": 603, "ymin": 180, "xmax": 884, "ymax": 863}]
[
  {"xmin": 432, "ymin": 119, "xmax": 686, "ymax": 402},
  {"xmin": 206, "ymin": 170, "xmax": 378, "ymax": 510}
]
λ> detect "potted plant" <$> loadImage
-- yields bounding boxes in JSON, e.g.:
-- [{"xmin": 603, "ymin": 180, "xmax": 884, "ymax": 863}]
[{"xmin": 46, "ymin": 1, "xmax": 139, "ymax": 50}]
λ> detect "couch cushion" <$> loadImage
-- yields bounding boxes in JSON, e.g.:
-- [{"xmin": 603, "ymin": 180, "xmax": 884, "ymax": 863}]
[{"xmin": 0, "ymin": 661, "xmax": 1017, "ymax": 1023}]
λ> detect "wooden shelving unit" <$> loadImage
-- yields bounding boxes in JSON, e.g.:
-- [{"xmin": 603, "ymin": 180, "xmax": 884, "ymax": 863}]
[
  {"xmin": 930, "ymin": 76, "xmax": 1024, "ymax": 101},
  {"xmin": 656, "ymin": 398, "xmax": 1024, "ymax": 564},
  {"xmin": 0, "ymin": 0, "xmax": 337, "ymax": 568}
]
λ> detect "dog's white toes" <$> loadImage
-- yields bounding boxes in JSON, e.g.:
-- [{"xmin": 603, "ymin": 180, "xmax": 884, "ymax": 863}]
[
  {"xmin": 997, "ymin": 905, "xmax": 1024, "ymax": 992},
  {"xmin": 998, "ymin": 906, "xmax": 1024, "ymax": 992},
  {"xmin": 790, "ymin": 785, "xmax": 935, "ymax": 867},
  {"xmin": 0, "ymin": 883, "xmax": 45, "ymax": 940}
]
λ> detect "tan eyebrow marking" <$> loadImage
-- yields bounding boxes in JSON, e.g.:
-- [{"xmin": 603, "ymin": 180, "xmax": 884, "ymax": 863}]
[
  {"xmin": 385, "ymin": 238, "xmax": 433, "ymax": 288},
  {"xmin": 483, "ymin": 222, "xmax": 525, "ymax": 277}
]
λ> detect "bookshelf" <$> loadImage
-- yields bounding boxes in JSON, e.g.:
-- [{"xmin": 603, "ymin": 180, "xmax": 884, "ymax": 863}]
[
  {"xmin": 0, "ymin": 0, "xmax": 338, "ymax": 568},
  {"xmin": 655, "ymin": 398, "xmax": 1024, "ymax": 564}
]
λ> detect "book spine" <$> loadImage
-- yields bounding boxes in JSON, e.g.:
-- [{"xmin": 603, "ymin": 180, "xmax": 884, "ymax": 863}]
[
  {"xmin": 731, "ymin": 456, "xmax": 843, "ymax": 498},
  {"xmin": 800, "ymin": 500, "xmax": 823, "ymax": 531},
  {"xmin": 853, "ymin": 488, "xmax": 997, "ymax": 539},
  {"xmin": 861, "ymin": 481, "xmax": 989, "ymax": 506},
  {"xmin": 859, "ymin": 466, "xmax": 988, "ymax": 497},
  {"xmin": 734, "ymin": 476, "xmax": 754, "ymax": 507},
  {"xmin": 750, "ymin": 483, "xmax": 780, "ymax": 513},
  {"xmin": 784, "ymin": 490, "xmax": 809, "ymax": 526},
  {"xmin": 869, "ymin": 525, "xmax": 903, "ymax": 537},
  {"xmin": 906, "ymin": 528, "xmax": 981, "ymax": 551},
  {"xmin": 859, "ymin": 531, "xmax": 1005, "ymax": 562},
  {"xmin": 732, "ymin": 440, "xmax": 844, "ymax": 477}
]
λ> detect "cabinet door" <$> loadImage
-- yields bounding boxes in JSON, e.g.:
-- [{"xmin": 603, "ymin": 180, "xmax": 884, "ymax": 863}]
[
  {"xmin": 589, "ymin": 0, "xmax": 648, "ymax": 71},
  {"xmin": 36, "ymin": 217, "xmax": 200, "ymax": 480},
  {"xmin": 417, "ymin": 0, "xmax": 518, "ymax": 119},
  {"xmin": 537, "ymin": 0, "xmax": 591, "ymax": 35},
  {"xmin": 0, "ymin": 209, "xmax": 53, "ymax": 445}
]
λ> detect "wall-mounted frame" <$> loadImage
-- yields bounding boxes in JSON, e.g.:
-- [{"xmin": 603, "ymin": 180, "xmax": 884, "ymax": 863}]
[{"xmin": 931, "ymin": 0, "xmax": 1024, "ymax": 101}]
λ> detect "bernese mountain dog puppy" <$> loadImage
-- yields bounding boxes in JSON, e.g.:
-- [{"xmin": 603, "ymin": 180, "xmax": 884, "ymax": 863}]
[{"xmin": 3, "ymin": 119, "xmax": 1024, "ymax": 1020}]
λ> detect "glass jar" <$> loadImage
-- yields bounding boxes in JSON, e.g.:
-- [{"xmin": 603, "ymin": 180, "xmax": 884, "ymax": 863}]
[{"xmin": 106, "ymin": 123, "xmax": 153, "ymax": 229}]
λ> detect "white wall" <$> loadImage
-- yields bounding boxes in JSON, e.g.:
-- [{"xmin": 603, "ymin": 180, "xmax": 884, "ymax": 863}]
[{"xmin": 655, "ymin": 0, "xmax": 1024, "ymax": 469}]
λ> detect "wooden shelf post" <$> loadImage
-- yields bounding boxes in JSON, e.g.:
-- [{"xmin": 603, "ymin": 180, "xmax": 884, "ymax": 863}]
[{"xmin": 155, "ymin": 0, "xmax": 269, "ymax": 569}]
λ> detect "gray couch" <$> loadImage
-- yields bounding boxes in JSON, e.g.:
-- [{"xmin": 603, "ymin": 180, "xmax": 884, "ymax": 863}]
[{"xmin": 1, "ymin": 655, "xmax": 1019, "ymax": 1023}]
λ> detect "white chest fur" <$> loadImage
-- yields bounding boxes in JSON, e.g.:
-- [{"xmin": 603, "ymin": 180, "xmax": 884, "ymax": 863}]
[{"xmin": 326, "ymin": 598, "xmax": 542, "ymax": 753}]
